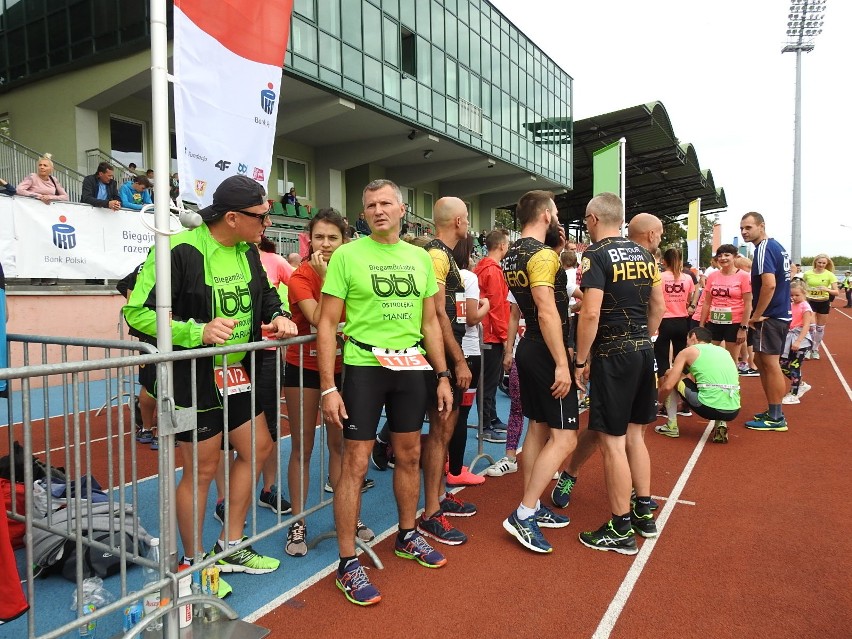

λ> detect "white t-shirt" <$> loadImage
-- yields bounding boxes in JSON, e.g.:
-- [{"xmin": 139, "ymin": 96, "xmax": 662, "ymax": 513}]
[
  {"xmin": 460, "ymin": 269, "xmax": 481, "ymax": 356},
  {"xmin": 564, "ymin": 267, "xmax": 577, "ymax": 291}
]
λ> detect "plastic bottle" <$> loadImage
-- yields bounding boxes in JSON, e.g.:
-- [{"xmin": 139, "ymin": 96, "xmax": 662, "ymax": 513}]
[
  {"xmin": 142, "ymin": 538, "xmax": 163, "ymax": 630},
  {"xmin": 78, "ymin": 602, "xmax": 96, "ymax": 638}
]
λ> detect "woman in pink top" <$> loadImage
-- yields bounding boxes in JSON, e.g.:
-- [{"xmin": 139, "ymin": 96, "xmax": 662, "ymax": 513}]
[
  {"xmin": 654, "ymin": 248, "xmax": 697, "ymax": 434},
  {"xmin": 15, "ymin": 154, "xmax": 69, "ymax": 204},
  {"xmin": 700, "ymin": 244, "xmax": 753, "ymax": 364}
]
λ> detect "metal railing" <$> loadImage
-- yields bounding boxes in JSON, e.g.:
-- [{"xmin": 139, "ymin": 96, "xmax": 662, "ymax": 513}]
[
  {"xmin": 0, "ymin": 134, "xmax": 86, "ymax": 201},
  {"xmin": 0, "ymin": 333, "xmax": 376, "ymax": 639},
  {"xmin": 85, "ymin": 149, "xmax": 138, "ymax": 182}
]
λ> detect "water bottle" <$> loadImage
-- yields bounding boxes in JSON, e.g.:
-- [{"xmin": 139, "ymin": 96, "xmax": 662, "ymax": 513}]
[
  {"xmin": 78, "ymin": 603, "xmax": 96, "ymax": 638},
  {"xmin": 142, "ymin": 538, "xmax": 163, "ymax": 630}
]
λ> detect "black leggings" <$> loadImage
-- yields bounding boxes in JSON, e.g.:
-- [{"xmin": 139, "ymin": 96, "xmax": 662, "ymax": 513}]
[
  {"xmin": 654, "ymin": 317, "xmax": 689, "ymax": 375},
  {"xmin": 448, "ymin": 354, "xmax": 482, "ymax": 475}
]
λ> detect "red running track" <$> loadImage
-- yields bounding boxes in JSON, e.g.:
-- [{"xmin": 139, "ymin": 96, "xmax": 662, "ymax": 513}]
[{"xmin": 255, "ymin": 301, "xmax": 852, "ymax": 639}]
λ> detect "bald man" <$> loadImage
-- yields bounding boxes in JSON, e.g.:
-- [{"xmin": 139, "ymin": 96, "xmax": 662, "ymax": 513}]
[
  {"xmin": 551, "ymin": 210, "xmax": 665, "ymax": 542},
  {"xmin": 417, "ymin": 197, "xmax": 476, "ymax": 546},
  {"xmin": 287, "ymin": 252, "xmax": 301, "ymax": 269}
]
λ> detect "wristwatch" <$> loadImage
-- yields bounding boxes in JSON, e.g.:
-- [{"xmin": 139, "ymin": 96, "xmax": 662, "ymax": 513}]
[
  {"xmin": 574, "ymin": 360, "xmax": 587, "ymax": 368},
  {"xmin": 436, "ymin": 370, "xmax": 452, "ymax": 380},
  {"xmin": 739, "ymin": 325, "xmax": 748, "ymax": 330}
]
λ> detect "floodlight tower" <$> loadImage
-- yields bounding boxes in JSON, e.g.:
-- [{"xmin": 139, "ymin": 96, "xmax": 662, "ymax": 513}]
[{"xmin": 782, "ymin": 0, "xmax": 827, "ymax": 263}]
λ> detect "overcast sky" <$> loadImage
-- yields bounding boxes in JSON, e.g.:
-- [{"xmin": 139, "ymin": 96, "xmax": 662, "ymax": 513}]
[{"xmin": 490, "ymin": 0, "xmax": 850, "ymax": 259}]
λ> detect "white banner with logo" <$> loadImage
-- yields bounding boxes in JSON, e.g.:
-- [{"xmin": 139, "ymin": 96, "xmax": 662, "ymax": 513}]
[
  {"xmin": 174, "ymin": 0, "xmax": 293, "ymax": 207},
  {"xmin": 0, "ymin": 195, "xmax": 155, "ymax": 279}
]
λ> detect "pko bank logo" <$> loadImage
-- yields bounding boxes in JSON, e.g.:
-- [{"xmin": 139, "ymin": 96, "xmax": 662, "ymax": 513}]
[
  {"xmin": 52, "ymin": 215, "xmax": 76, "ymax": 250},
  {"xmin": 260, "ymin": 82, "xmax": 276, "ymax": 115}
]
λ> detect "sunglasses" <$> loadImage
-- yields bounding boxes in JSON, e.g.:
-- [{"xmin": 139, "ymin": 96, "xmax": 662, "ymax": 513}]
[{"xmin": 236, "ymin": 206, "xmax": 271, "ymax": 224}]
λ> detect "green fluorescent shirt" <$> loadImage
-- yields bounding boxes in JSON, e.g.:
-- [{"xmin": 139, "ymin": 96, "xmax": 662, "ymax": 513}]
[
  {"xmin": 210, "ymin": 245, "xmax": 253, "ymax": 365},
  {"xmin": 689, "ymin": 343, "xmax": 741, "ymax": 411},
  {"xmin": 322, "ymin": 237, "xmax": 438, "ymax": 366}
]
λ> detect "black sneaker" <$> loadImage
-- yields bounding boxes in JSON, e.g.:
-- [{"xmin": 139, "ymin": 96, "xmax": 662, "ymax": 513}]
[
  {"xmin": 630, "ymin": 508, "xmax": 658, "ymax": 538},
  {"xmin": 324, "ymin": 478, "xmax": 375, "ymax": 494},
  {"xmin": 631, "ymin": 490, "xmax": 659, "ymax": 511},
  {"xmin": 579, "ymin": 520, "xmax": 638, "ymax": 555},
  {"xmin": 417, "ymin": 512, "xmax": 467, "ymax": 545},
  {"xmin": 370, "ymin": 439, "xmax": 390, "ymax": 471},
  {"xmin": 551, "ymin": 471, "xmax": 576, "ymax": 509},
  {"xmin": 258, "ymin": 486, "xmax": 292, "ymax": 514}
]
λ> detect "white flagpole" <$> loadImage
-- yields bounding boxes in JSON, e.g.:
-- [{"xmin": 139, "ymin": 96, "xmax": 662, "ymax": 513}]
[{"xmin": 619, "ymin": 137, "xmax": 627, "ymax": 236}]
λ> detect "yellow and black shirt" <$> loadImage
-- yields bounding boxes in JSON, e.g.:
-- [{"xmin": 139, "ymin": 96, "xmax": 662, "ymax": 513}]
[
  {"xmin": 425, "ymin": 238, "xmax": 465, "ymax": 345},
  {"xmin": 580, "ymin": 236, "xmax": 660, "ymax": 357},
  {"xmin": 503, "ymin": 236, "xmax": 570, "ymax": 346}
]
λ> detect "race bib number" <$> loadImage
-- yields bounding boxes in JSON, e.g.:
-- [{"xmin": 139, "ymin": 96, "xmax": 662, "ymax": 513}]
[
  {"xmin": 517, "ymin": 319, "xmax": 527, "ymax": 339},
  {"xmin": 372, "ymin": 347, "xmax": 433, "ymax": 371},
  {"xmin": 455, "ymin": 292, "xmax": 467, "ymax": 324},
  {"xmin": 215, "ymin": 364, "xmax": 252, "ymax": 396},
  {"xmin": 710, "ymin": 308, "xmax": 733, "ymax": 324}
]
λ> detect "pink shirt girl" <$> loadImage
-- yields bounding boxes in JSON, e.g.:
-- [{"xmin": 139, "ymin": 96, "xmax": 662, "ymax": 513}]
[
  {"xmin": 661, "ymin": 271, "xmax": 695, "ymax": 318},
  {"xmin": 704, "ymin": 269, "xmax": 751, "ymax": 325}
]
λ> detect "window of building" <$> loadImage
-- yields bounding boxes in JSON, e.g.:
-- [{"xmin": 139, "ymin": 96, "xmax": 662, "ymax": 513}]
[
  {"xmin": 318, "ymin": 0, "xmax": 340, "ymax": 35},
  {"xmin": 294, "ymin": 0, "xmax": 315, "ymax": 20},
  {"xmin": 0, "ymin": 115, "xmax": 10, "ymax": 138},
  {"xmin": 383, "ymin": 17, "xmax": 399, "ymax": 66},
  {"xmin": 292, "ymin": 17, "xmax": 317, "ymax": 61},
  {"xmin": 423, "ymin": 191, "xmax": 434, "ymax": 220},
  {"xmin": 401, "ymin": 27, "xmax": 416, "ymax": 76},
  {"xmin": 109, "ymin": 116, "xmax": 146, "ymax": 169},
  {"xmin": 363, "ymin": 3, "xmax": 382, "ymax": 59},
  {"xmin": 276, "ymin": 157, "xmax": 309, "ymax": 199}
]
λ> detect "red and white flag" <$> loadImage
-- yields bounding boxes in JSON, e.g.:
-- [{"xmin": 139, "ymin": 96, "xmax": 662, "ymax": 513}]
[{"xmin": 174, "ymin": 0, "xmax": 293, "ymax": 207}]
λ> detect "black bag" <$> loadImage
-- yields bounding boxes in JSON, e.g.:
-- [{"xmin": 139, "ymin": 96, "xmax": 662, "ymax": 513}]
[
  {"xmin": 57, "ymin": 532, "xmax": 142, "ymax": 582},
  {"xmin": 0, "ymin": 441, "xmax": 66, "ymax": 483}
]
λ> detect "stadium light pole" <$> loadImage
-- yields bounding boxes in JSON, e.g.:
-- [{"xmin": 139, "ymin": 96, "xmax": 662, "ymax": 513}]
[{"xmin": 782, "ymin": 0, "xmax": 827, "ymax": 263}]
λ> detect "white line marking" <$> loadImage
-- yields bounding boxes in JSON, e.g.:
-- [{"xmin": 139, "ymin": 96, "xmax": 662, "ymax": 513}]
[
  {"xmin": 650, "ymin": 495, "xmax": 696, "ymax": 507},
  {"xmin": 822, "ymin": 342, "xmax": 852, "ymax": 404},
  {"xmin": 591, "ymin": 420, "xmax": 714, "ymax": 639}
]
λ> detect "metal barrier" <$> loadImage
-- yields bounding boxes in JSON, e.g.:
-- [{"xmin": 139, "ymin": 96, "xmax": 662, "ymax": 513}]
[{"xmin": 0, "ymin": 333, "xmax": 377, "ymax": 639}]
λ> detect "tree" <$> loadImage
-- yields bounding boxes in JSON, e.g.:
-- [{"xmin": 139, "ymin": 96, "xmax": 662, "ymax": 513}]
[{"xmin": 494, "ymin": 208, "xmax": 516, "ymax": 231}]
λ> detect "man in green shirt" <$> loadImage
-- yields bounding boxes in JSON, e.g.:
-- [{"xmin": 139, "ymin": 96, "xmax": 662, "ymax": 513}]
[
  {"xmin": 318, "ymin": 179, "xmax": 452, "ymax": 606},
  {"xmin": 657, "ymin": 326, "xmax": 741, "ymax": 443}
]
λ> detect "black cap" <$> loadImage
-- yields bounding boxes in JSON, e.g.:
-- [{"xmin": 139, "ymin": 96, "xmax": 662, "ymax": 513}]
[{"xmin": 198, "ymin": 175, "xmax": 266, "ymax": 222}]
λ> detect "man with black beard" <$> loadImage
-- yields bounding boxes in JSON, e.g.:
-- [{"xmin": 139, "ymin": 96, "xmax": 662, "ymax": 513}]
[{"xmin": 500, "ymin": 190, "xmax": 578, "ymax": 553}]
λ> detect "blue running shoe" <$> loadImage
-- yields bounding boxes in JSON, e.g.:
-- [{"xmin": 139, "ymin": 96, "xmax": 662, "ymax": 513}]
[
  {"xmin": 502, "ymin": 512, "xmax": 552, "ymax": 553},
  {"xmin": 417, "ymin": 512, "xmax": 467, "ymax": 545},
  {"xmin": 551, "ymin": 471, "xmax": 576, "ymax": 508},
  {"xmin": 336, "ymin": 559, "xmax": 381, "ymax": 606},
  {"xmin": 394, "ymin": 531, "xmax": 447, "ymax": 568},
  {"xmin": 745, "ymin": 415, "xmax": 788, "ymax": 432},
  {"xmin": 535, "ymin": 504, "xmax": 570, "ymax": 528}
]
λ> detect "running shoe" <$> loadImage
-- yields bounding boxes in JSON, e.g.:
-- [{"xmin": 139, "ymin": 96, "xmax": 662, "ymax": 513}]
[
  {"xmin": 370, "ymin": 439, "xmax": 391, "ymax": 471},
  {"xmin": 356, "ymin": 519, "xmax": 375, "ymax": 542},
  {"xmin": 811, "ymin": 351, "xmax": 821, "ymax": 360},
  {"xmin": 258, "ymin": 485, "xmax": 292, "ymax": 514},
  {"xmin": 503, "ymin": 512, "xmax": 552, "ymax": 553},
  {"xmin": 481, "ymin": 426, "xmax": 507, "ymax": 443},
  {"xmin": 781, "ymin": 393, "xmax": 800, "ymax": 405},
  {"xmin": 440, "ymin": 491, "xmax": 477, "ymax": 517},
  {"xmin": 394, "ymin": 531, "xmax": 447, "ymax": 568},
  {"xmin": 579, "ymin": 520, "xmax": 638, "ymax": 555},
  {"xmin": 656, "ymin": 404, "xmax": 668, "ymax": 418},
  {"xmin": 136, "ymin": 428, "xmax": 154, "ymax": 444},
  {"xmin": 804, "ymin": 351, "xmax": 812, "ymax": 360},
  {"xmin": 736, "ymin": 361, "xmax": 749, "ymax": 373},
  {"xmin": 212, "ymin": 538, "xmax": 280, "ymax": 574},
  {"xmin": 486, "ymin": 456, "xmax": 518, "ymax": 477},
  {"xmin": 417, "ymin": 512, "xmax": 467, "ymax": 545},
  {"xmin": 285, "ymin": 520, "xmax": 308, "ymax": 557},
  {"xmin": 446, "ymin": 466, "xmax": 485, "ymax": 486},
  {"xmin": 677, "ymin": 407, "xmax": 693, "ymax": 417},
  {"xmin": 630, "ymin": 508, "xmax": 658, "ymax": 539},
  {"xmin": 745, "ymin": 415, "xmax": 788, "ymax": 432},
  {"xmin": 551, "ymin": 471, "xmax": 577, "ymax": 508},
  {"xmin": 711, "ymin": 420, "xmax": 729, "ymax": 444},
  {"xmin": 740, "ymin": 368, "xmax": 760, "ymax": 377},
  {"xmin": 631, "ymin": 491, "xmax": 659, "ymax": 512},
  {"xmin": 336, "ymin": 559, "xmax": 381, "ymax": 606},
  {"xmin": 752, "ymin": 410, "xmax": 770, "ymax": 421},
  {"xmin": 213, "ymin": 500, "xmax": 245, "ymax": 526},
  {"xmin": 654, "ymin": 421, "xmax": 680, "ymax": 438},
  {"xmin": 489, "ymin": 419, "xmax": 508, "ymax": 433},
  {"xmin": 798, "ymin": 381, "xmax": 812, "ymax": 397},
  {"xmin": 536, "ymin": 504, "xmax": 570, "ymax": 528},
  {"xmin": 323, "ymin": 477, "xmax": 375, "ymax": 494}
]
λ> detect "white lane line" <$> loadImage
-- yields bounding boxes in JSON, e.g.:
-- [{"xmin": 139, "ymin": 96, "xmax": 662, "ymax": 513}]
[
  {"xmin": 822, "ymin": 343, "xmax": 852, "ymax": 404},
  {"xmin": 650, "ymin": 495, "xmax": 696, "ymax": 507},
  {"xmin": 591, "ymin": 420, "xmax": 714, "ymax": 639}
]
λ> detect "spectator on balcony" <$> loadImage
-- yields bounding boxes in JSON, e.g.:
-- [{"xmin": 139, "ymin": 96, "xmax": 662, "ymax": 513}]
[
  {"xmin": 0, "ymin": 178, "xmax": 14, "ymax": 196},
  {"xmin": 282, "ymin": 187, "xmax": 310, "ymax": 216},
  {"xmin": 15, "ymin": 154, "xmax": 69, "ymax": 205},
  {"xmin": 119, "ymin": 175, "xmax": 154, "ymax": 210},
  {"xmin": 355, "ymin": 211, "xmax": 371, "ymax": 236},
  {"xmin": 81, "ymin": 162, "xmax": 121, "ymax": 211}
]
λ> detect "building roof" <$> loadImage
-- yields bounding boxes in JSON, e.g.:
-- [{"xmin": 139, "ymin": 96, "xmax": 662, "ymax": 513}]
[{"xmin": 554, "ymin": 101, "xmax": 726, "ymax": 230}]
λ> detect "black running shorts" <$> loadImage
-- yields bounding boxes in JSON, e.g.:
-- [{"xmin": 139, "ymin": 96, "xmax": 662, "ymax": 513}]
[
  {"xmin": 515, "ymin": 338, "xmax": 579, "ymax": 430},
  {"xmin": 424, "ymin": 367, "xmax": 462, "ymax": 411},
  {"xmin": 185, "ymin": 390, "xmax": 263, "ymax": 443},
  {"xmin": 678, "ymin": 378, "xmax": 740, "ymax": 422},
  {"xmin": 748, "ymin": 317, "xmax": 789, "ymax": 355},
  {"xmin": 138, "ymin": 361, "xmax": 156, "ymax": 394},
  {"xmin": 706, "ymin": 322, "xmax": 740, "ymax": 345},
  {"xmin": 341, "ymin": 365, "xmax": 426, "ymax": 441},
  {"xmin": 588, "ymin": 349, "xmax": 657, "ymax": 436},
  {"xmin": 807, "ymin": 299, "xmax": 831, "ymax": 315}
]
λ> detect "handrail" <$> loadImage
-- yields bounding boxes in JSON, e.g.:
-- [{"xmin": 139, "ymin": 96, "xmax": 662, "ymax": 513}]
[
  {"xmin": 0, "ymin": 133, "xmax": 86, "ymax": 200},
  {"xmin": 84, "ymin": 148, "xmax": 138, "ymax": 179}
]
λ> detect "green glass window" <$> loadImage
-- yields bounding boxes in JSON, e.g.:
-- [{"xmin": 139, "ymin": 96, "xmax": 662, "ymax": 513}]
[
  {"xmin": 294, "ymin": 0, "xmax": 315, "ymax": 20},
  {"xmin": 431, "ymin": 46, "xmax": 444, "ymax": 93},
  {"xmin": 416, "ymin": 36, "xmax": 431, "ymax": 80},
  {"xmin": 364, "ymin": 55, "xmax": 383, "ymax": 91},
  {"xmin": 400, "ymin": 0, "xmax": 416, "ymax": 29},
  {"xmin": 342, "ymin": 2, "xmax": 362, "ymax": 47},
  {"xmin": 383, "ymin": 17, "xmax": 399, "ymax": 66},
  {"xmin": 446, "ymin": 57, "xmax": 457, "ymax": 99},
  {"xmin": 319, "ymin": 32, "xmax": 340, "ymax": 72},
  {"xmin": 384, "ymin": 66, "xmax": 400, "ymax": 100},
  {"xmin": 430, "ymin": 2, "xmax": 443, "ymax": 48},
  {"xmin": 342, "ymin": 44, "xmax": 363, "ymax": 81},
  {"xmin": 317, "ymin": 0, "xmax": 340, "ymax": 36},
  {"xmin": 292, "ymin": 17, "xmax": 317, "ymax": 61},
  {"xmin": 416, "ymin": 0, "xmax": 430, "ymax": 38},
  {"xmin": 363, "ymin": 3, "xmax": 382, "ymax": 59}
]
